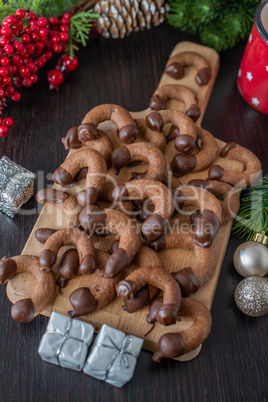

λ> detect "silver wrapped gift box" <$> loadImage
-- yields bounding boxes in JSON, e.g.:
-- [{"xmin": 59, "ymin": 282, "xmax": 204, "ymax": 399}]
[
  {"xmin": 0, "ymin": 156, "xmax": 35, "ymax": 217},
  {"xmin": 38, "ymin": 312, "xmax": 94, "ymax": 371},
  {"xmin": 83, "ymin": 324, "xmax": 144, "ymax": 387}
]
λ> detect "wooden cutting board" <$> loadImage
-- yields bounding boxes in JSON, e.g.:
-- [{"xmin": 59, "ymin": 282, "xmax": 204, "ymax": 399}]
[{"xmin": 7, "ymin": 42, "xmax": 244, "ymax": 361}]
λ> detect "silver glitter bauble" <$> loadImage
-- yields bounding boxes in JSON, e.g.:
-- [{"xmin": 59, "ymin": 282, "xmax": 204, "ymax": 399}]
[
  {"xmin": 233, "ymin": 241, "xmax": 268, "ymax": 277},
  {"xmin": 235, "ymin": 276, "xmax": 268, "ymax": 317}
]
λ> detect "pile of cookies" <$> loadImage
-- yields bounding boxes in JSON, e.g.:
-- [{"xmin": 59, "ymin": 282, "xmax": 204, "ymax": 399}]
[{"xmin": 0, "ymin": 51, "xmax": 262, "ymax": 362}]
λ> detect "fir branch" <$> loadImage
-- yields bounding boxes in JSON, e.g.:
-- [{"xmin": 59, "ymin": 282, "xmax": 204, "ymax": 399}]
[
  {"xmin": 168, "ymin": 0, "xmax": 260, "ymax": 52},
  {"xmin": 232, "ymin": 175, "xmax": 268, "ymax": 240},
  {"xmin": 68, "ymin": 8, "xmax": 98, "ymax": 58}
]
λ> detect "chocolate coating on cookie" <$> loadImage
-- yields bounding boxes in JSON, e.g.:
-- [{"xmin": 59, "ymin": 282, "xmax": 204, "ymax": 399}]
[
  {"xmin": 152, "ymin": 333, "xmax": 185, "ymax": 362},
  {"xmin": 118, "ymin": 124, "xmax": 139, "ymax": 144},
  {"xmin": 165, "ymin": 62, "xmax": 184, "ymax": 79},
  {"xmin": 77, "ymin": 187, "xmax": 100, "ymax": 207},
  {"xmin": 195, "ymin": 67, "xmax": 212, "ymax": 85},
  {"xmin": 168, "ymin": 125, "xmax": 180, "ymax": 141},
  {"xmin": 172, "ymin": 267, "xmax": 200, "ymax": 297},
  {"xmin": 105, "ymin": 248, "xmax": 128, "ymax": 278},
  {"xmin": 192, "ymin": 209, "xmax": 220, "ymax": 247},
  {"xmin": 111, "ymin": 146, "xmax": 131, "ymax": 175},
  {"xmin": 149, "ymin": 95, "xmax": 167, "ymax": 111},
  {"xmin": 146, "ymin": 112, "xmax": 164, "ymax": 132},
  {"xmin": 61, "ymin": 126, "xmax": 82, "ymax": 150},
  {"xmin": 220, "ymin": 142, "xmax": 237, "ymax": 157},
  {"xmin": 35, "ymin": 228, "xmax": 57, "ymax": 244},
  {"xmin": 0, "ymin": 257, "xmax": 17, "ymax": 283},
  {"xmin": 111, "ymin": 184, "xmax": 129, "ymax": 202},
  {"xmin": 79, "ymin": 205, "xmax": 108, "ymax": 232},
  {"xmin": 68, "ymin": 287, "xmax": 98, "ymax": 318},
  {"xmin": 58, "ymin": 249, "xmax": 79, "ymax": 280},
  {"xmin": 36, "ymin": 189, "xmax": 69, "ymax": 204},
  {"xmin": 188, "ymin": 179, "xmax": 209, "ymax": 189},
  {"xmin": 78, "ymin": 123, "xmax": 99, "ymax": 142},
  {"xmin": 11, "ymin": 299, "xmax": 35, "ymax": 323},
  {"xmin": 171, "ymin": 153, "xmax": 197, "ymax": 177},
  {"xmin": 208, "ymin": 165, "xmax": 224, "ymax": 180},
  {"xmin": 156, "ymin": 303, "xmax": 179, "ymax": 326},
  {"xmin": 39, "ymin": 249, "xmax": 56, "ymax": 271},
  {"xmin": 141, "ymin": 214, "xmax": 165, "ymax": 242},
  {"xmin": 186, "ymin": 104, "xmax": 201, "ymax": 121},
  {"xmin": 122, "ymin": 286, "xmax": 151, "ymax": 313},
  {"xmin": 174, "ymin": 134, "xmax": 196, "ymax": 154},
  {"xmin": 146, "ymin": 297, "xmax": 165, "ymax": 324}
]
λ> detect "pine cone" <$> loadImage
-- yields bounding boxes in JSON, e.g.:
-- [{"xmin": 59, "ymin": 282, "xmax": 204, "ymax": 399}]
[{"xmin": 94, "ymin": 0, "xmax": 169, "ymax": 38}]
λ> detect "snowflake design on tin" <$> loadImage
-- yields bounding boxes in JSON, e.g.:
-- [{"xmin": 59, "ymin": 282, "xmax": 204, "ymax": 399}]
[
  {"xmin": 238, "ymin": 69, "xmax": 242, "ymax": 77},
  {"xmin": 249, "ymin": 34, "xmax": 252, "ymax": 43},
  {"xmin": 266, "ymin": 66, "xmax": 268, "ymax": 71},
  {"xmin": 246, "ymin": 72, "xmax": 253, "ymax": 81},
  {"xmin": 252, "ymin": 97, "xmax": 260, "ymax": 106}
]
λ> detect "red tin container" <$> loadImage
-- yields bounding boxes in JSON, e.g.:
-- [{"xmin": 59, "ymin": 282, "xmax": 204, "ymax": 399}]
[{"xmin": 237, "ymin": 1, "xmax": 268, "ymax": 114}]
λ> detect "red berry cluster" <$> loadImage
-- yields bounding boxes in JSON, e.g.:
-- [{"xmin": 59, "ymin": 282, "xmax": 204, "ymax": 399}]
[{"xmin": 0, "ymin": 9, "xmax": 80, "ymax": 137}]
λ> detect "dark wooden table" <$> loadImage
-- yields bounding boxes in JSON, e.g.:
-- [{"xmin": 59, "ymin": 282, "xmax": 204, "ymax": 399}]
[{"xmin": 0, "ymin": 22, "xmax": 267, "ymax": 402}]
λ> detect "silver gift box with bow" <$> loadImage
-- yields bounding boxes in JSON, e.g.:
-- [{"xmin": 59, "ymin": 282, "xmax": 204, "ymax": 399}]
[
  {"xmin": 38, "ymin": 312, "xmax": 94, "ymax": 371},
  {"xmin": 83, "ymin": 324, "xmax": 144, "ymax": 387},
  {"xmin": 0, "ymin": 156, "xmax": 35, "ymax": 217}
]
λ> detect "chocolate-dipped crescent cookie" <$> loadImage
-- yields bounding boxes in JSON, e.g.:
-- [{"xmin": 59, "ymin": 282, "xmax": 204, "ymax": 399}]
[
  {"xmin": 112, "ymin": 179, "xmax": 174, "ymax": 242},
  {"xmin": 188, "ymin": 179, "xmax": 240, "ymax": 225},
  {"xmin": 39, "ymin": 228, "xmax": 96, "ymax": 275},
  {"xmin": 152, "ymin": 297, "xmax": 212, "ymax": 362},
  {"xmin": 171, "ymin": 127, "xmax": 219, "ymax": 177},
  {"xmin": 52, "ymin": 148, "xmax": 107, "ymax": 207},
  {"xmin": 146, "ymin": 109, "xmax": 197, "ymax": 154},
  {"xmin": 208, "ymin": 142, "xmax": 261, "ymax": 187},
  {"xmin": 0, "ymin": 255, "xmax": 56, "ymax": 322},
  {"xmin": 79, "ymin": 206, "xmax": 141, "ymax": 277},
  {"xmin": 62, "ymin": 126, "xmax": 113, "ymax": 165},
  {"xmin": 111, "ymin": 142, "xmax": 167, "ymax": 182},
  {"xmin": 165, "ymin": 51, "xmax": 212, "ymax": 86},
  {"xmin": 149, "ymin": 84, "xmax": 201, "ymax": 121},
  {"xmin": 81, "ymin": 104, "xmax": 139, "ymax": 144},
  {"xmin": 36, "ymin": 189, "xmax": 81, "ymax": 228},
  {"xmin": 116, "ymin": 265, "xmax": 181, "ymax": 326}
]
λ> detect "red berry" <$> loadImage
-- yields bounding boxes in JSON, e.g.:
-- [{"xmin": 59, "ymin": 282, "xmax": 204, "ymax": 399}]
[
  {"xmin": 2, "ymin": 75, "xmax": 12, "ymax": 85},
  {"xmin": 11, "ymin": 92, "xmax": 21, "ymax": 101},
  {"xmin": 0, "ymin": 49, "xmax": 2, "ymax": 58},
  {"xmin": 0, "ymin": 125, "xmax": 9, "ymax": 137},
  {"xmin": 34, "ymin": 59, "xmax": 43, "ymax": 68},
  {"xmin": 0, "ymin": 56, "xmax": 9, "ymax": 66},
  {"xmin": 47, "ymin": 69, "xmax": 65, "ymax": 87},
  {"xmin": 26, "ymin": 12, "xmax": 36, "ymax": 21},
  {"xmin": 14, "ymin": 76, "xmax": 23, "ymax": 87},
  {"xmin": 16, "ymin": 9, "xmax": 25, "ymax": 18},
  {"xmin": 53, "ymin": 44, "xmax": 63, "ymax": 53},
  {"xmin": 36, "ymin": 42, "xmax": 44, "ymax": 53},
  {"xmin": 60, "ymin": 25, "xmax": 69, "ymax": 33},
  {"xmin": 0, "ymin": 37, "xmax": 9, "ymax": 47},
  {"xmin": 62, "ymin": 55, "xmax": 79, "ymax": 72},
  {"xmin": 26, "ymin": 43, "xmax": 36, "ymax": 54},
  {"xmin": 22, "ymin": 78, "xmax": 32, "ymax": 87},
  {"xmin": 0, "ymin": 88, "xmax": 4, "ymax": 97},
  {"xmin": 60, "ymin": 32, "xmax": 69, "ymax": 43},
  {"xmin": 20, "ymin": 66, "xmax": 30, "ymax": 77},
  {"xmin": 30, "ymin": 23, "xmax": 40, "ymax": 33},
  {"xmin": 0, "ymin": 66, "xmax": 8, "ymax": 76},
  {"xmin": 24, "ymin": 25, "xmax": 32, "ymax": 34},
  {"xmin": 7, "ymin": 15, "xmax": 16, "ymax": 25},
  {"xmin": 9, "ymin": 65, "xmax": 17, "ymax": 74},
  {"xmin": 52, "ymin": 34, "xmax": 60, "ymax": 44},
  {"xmin": 49, "ymin": 16, "xmax": 59, "ymax": 25},
  {"xmin": 31, "ymin": 32, "xmax": 40, "ymax": 41},
  {"xmin": 20, "ymin": 47, "xmax": 28, "ymax": 56},
  {"xmin": 30, "ymin": 74, "xmax": 38, "ymax": 83},
  {"xmin": 4, "ymin": 44, "xmax": 14, "ymax": 55},
  {"xmin": 44, "ymin": 50, "xmax": 53, "ymax": 59},
  {"xmin": 37, "ymin": 17, "xmax": 47, "ymax": 27},
  {"xmin": 21, "ymin": 33, "xmax": 31, "ymax": 43},
  {"xmin": 0, "ymin": 117, "xmax": 2, "ymax": 124},
  {"xmin": 39, "ymin": 28, "xmax": 48, "ymax": 37},
  {"xmin": 14, "ymin": 42, "xmax": 24, "ymax": 51},
  {"xmin": 61, "ymin": 18, "xmax": 70, "ymax": 26},
  {"xmin": 4, "ymin": 117, "xmax": 14, "ymax": 127},
  {"xmin": 13, "ymin": 54, "xmax": 23, "ymax": 66},
  {"xmin": 1, "ymin": 26, "xmax": 12, "ymax": 37},
  {"xmin": 27, "ymin": 62, "xmax": 38, "ymax": 73},
  {"xmin": 5, "ymin": 85, "xmax": 15, "ymax": 96},
  {"xmin": 63, "ymin": 12, "xmax": 72, "ymax": 19}
]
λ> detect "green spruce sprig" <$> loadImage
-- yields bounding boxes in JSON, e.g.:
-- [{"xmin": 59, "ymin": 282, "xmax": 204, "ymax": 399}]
[
  {"xmin": 232, "ymin": 175, "xmax": 268, "ymax": 240},
  {"xmin": 168, "ymin": 0, "xmax": 259, "ymax": 52},
  {"xmin": 68, "ymin": 9, "xmax": 98, "ymax": 59}
]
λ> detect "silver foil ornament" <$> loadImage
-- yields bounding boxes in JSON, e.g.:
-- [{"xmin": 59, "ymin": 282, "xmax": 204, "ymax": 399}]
[
  {"xmin": 0, "ymin": 156, "xmax": 35, "ymax": 217},
  {"xmin": 234, "ymin": 276, "xmax": 268, "ymax": 317}
]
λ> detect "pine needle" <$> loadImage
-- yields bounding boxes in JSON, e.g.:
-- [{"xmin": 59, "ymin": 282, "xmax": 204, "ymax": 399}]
[{"xmin": 232, "ymin": 175, "xmax": 268, "ymax": 240}]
